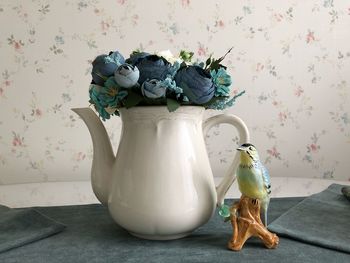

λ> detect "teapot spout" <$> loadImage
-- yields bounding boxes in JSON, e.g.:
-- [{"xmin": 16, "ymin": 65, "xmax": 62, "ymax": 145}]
[{"xmin": 72, "ymin": 107, "xmax": 115, "ymax": 206}]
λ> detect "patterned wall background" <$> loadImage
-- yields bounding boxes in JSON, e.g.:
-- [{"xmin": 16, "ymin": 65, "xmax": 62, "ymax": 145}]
[{"xmin": 0, "ymin": 0, "xmax": 349, "ymax": 185}]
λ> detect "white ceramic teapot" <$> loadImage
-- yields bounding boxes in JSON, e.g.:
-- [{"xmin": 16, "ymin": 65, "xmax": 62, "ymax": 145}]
[{"xmin": 73, "ymin": 106, "xmax": 249, "ymax": 240}]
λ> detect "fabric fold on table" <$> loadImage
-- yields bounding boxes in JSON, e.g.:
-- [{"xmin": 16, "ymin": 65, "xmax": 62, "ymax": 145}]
[
  {"xmin": 0, "ymin": 204, "xmax": 10, "ymax": 213},
  {"xmin": 268, "ymin": 184, "xmax": 350, "ymax": 254},
  {"xmin": 0, "ymin": 206, "xmax": 66, "ymax": 253}
]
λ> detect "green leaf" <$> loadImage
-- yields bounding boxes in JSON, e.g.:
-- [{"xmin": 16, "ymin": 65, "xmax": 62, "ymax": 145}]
[
  {"xmin": 123, "ymin": 90, "xmax": 144, "ymax": 108},
  {"xmin": 205, "ymin": 56, "xmax": 212, "ymax": 67},
  {"xmin": 166, "ymin": 98, "xmax": 181, "ymax": 112},
  {"xmin": 207, "ymin": 47, "xmax": 233, "ymax": 71},
  {"xmin": 202, "ymin": 96, "xmax": 226, "ymax": 107},
  {"xmin": 218, "ymin": 204, "xmax": 231, "ymax": 218},
  {"xmin": 180, "ymin": 61, "xmax": 187, "ymax": 68},
  {"xmin": 142, "ymin": 97, "xmax": 166, "ymax": 105},
  {"xmin": 131, "ymin": 49, "xmax": 141, "ymax": 55},
  {"xmin": 179, "ymin": 50, "xmax": 194, "ymax": 62},
  {"xmin": 218, "ymin": 46, "xmax": 233, "ymax": 62},
  {"xmin": 209, "ymin": 59, "xmax": 221, "ymax": 71}
]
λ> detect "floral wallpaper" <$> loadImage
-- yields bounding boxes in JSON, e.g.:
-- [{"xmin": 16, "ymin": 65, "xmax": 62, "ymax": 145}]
[{"xmin": 0, "ymin": 0, "xmax": 349, "ymax": 185}]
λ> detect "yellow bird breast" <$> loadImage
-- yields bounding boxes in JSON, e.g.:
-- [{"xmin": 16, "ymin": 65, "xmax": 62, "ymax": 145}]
[{"xmin": 237, "ymin": 167, "xmax": 265, "ymax": 199}]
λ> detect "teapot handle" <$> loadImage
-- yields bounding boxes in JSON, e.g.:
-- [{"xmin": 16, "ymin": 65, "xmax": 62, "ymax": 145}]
[{"xmin": 203, "ymin": 114, "xmax": 250, "ymax": 207}]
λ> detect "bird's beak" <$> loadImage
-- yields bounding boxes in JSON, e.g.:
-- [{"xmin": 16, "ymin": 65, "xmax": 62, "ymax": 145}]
[{"xmin": 237, "ymin": 146, "xmax": 244, "ymax": 151}]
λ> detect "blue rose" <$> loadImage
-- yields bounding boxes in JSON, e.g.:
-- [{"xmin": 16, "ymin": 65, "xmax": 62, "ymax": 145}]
[
  {"xmin": 141, "ymin": 79, "xmax": 167, "ymax": 99},
  {"xmin": 174, "ymin": 66, "xmax": 215, "ymax": 104},
  {"xmin": 91, "ymin": 51, "xmax": 125, "ymax": 85},
  {"xmin": 134, "ymin": 55, "xmax": 172, "ymax": 84},
  {"xmin": 114, "ymin": 63, "xmax": 139, "ymax": 88},
  {"xmin": 105, "ymin": 50, "xmax": 125, "ymax": 65},
  {"xmin": 126, "ymin": 52, "xmax": 150, "ymax": 65}
]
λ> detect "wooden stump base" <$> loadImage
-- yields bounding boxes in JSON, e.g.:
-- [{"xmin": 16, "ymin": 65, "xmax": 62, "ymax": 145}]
[{"xmin": 227, "ymin": 195, "xmax": 279, "ymax": 251}]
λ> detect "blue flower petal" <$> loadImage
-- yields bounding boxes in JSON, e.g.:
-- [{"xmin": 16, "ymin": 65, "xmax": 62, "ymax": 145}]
[
  {"xmin": 174, "ymin": 66, "xmax": 215, "ymax": 104},
  {"xmin": 135, "ymin": 55, "xmax": 172, "ymax": 84},
  {"xmin": 126, "ymin": 52, "xmax": 150, "ymax": 65},
  {"xmin": 114, "ymin": 63, "xmax": 139, "ymax": 88},
  {"xmin": 104, "ymin": 51, "xmax": 125, "ymax": 66},
  {"xmin": 141, "ymin": 79, "xmax": 167, "ymax": 99},
  {"xmin": 210, "ymin": 68, "xmax": 232, "ymax": 97},
  {"xmin": 89, "ymin": 82, "xmax": 127, "ymax": 121}
]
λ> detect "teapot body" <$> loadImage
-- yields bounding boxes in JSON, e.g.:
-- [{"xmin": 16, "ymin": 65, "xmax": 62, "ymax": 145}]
[
  {"xmin": 108, "ymin": 106, "xmax": 216, "ymax": 240},
  {"xmin": 74, "ymin": 105, "xmax": 250, "ymax": 240}
]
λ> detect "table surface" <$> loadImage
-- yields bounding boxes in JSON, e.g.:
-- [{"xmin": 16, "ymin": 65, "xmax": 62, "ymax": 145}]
[
  {"xmin": 2, "ymin": 178, "xmax": 350, "ymax": 208},
  {"xmin": 1, "ymin": 197, "xmax": 349, "ymax": 263}
]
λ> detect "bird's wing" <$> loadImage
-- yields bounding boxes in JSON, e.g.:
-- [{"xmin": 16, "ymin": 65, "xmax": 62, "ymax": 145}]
[{"xmin": 258, "ymin": 161, "xmax": 271, "ymax": 194}]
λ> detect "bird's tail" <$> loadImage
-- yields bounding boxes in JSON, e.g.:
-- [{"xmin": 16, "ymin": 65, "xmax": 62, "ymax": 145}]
[
  {"xmin": 264, "ymin": 211, "xmax": 268, "ymax": 227},
  {"xmin": 261, "ymin": 198, "xmax": 270, "ymax": 227}
]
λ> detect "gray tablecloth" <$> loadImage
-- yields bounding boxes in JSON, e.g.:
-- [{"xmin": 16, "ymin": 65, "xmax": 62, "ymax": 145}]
[
  {"xmin": 269, "ymin": 184, "xmax": 350, "ymax": 254},
  {"xmin": 0, "ymin": 205, "xmax": 65, "ymax": 253},
  {"xmin": 1, "ymin": 198, "xmax": 349, "ymax": 263}
]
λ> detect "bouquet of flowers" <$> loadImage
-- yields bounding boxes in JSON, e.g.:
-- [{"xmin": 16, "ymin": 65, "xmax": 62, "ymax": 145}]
[{"xmin": 89, "ymin": 48, "xmax": 245, "ymax": 120}]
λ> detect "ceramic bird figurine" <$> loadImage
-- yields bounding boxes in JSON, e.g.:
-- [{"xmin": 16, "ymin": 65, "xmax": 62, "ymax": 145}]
[{"xmin": 236, "ymin": 143, "xmax": 271, "ymax": 226}]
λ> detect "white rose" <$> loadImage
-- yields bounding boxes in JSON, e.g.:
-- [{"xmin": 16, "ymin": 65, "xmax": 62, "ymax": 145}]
[{"xmin": 156, "ymin": 50, "xmax": 183, "ymax": 64}]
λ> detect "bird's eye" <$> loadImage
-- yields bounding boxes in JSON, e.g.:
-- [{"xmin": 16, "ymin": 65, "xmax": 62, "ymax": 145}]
[{"xmin": 249, "ymin": 147, "xmax": 253, "ymax": 151}]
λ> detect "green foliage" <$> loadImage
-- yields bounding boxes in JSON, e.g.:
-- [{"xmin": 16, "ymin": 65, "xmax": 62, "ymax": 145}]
[
  {"xmin": 166, "ymin": 98, "xmax": 181, "ymax": 112},
  {"xmin": 123, "ymin": 90, "xmax": 144, "ymax": 108},
  {"xmin": 131, "ymin": 49, "xmax": 142, "ymax": 55},
  {"xmin": 179, "ymin": 50, "xmax": 194, "ymax": 62},
  {"xmin": 205, "ymin": 47, "xmax": 233, "ymax": 71}
]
